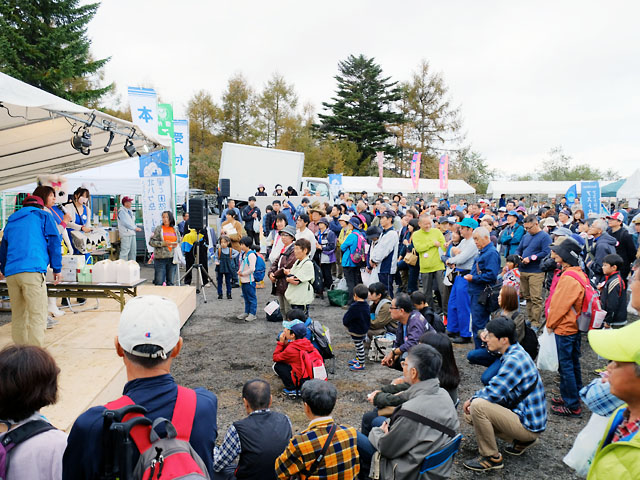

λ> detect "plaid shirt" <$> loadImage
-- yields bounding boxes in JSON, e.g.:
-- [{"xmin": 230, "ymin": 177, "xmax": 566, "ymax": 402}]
[
  {"xmin": 213, "ymin": 409, "xmax": 292, "ymax": 472},
  {"xmin": 275, "ymin": 417, "xmax": 359, "ymax": 480},
  {"xmin": 473, "ymin": 343, "xmax": 548, "ymax": 432},
  {"xmin": 580, "ymin": 378, "xmax": 625, "ymax": 417},
  {"xmin": 612, "ymin": 408, "xmax": 640, "ymax": 443}
]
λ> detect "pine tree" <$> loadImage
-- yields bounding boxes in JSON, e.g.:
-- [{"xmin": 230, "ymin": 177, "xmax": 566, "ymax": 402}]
[
  {"xmin": 316, "ymin": 54, "xmax": 403, "ymax": 174},
  {"xmin": 0, "ymin": 0, "xmax": 112, "ymax": 105}
]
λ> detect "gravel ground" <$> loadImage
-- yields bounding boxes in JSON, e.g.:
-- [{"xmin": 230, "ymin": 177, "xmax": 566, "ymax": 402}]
[{"xmin": 0, "ymin": 263, "xmax": 625, "ymax": 479}]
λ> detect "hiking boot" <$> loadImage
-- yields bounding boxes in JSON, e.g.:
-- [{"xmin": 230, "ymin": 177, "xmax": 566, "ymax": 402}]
[
  {"xmin": 551, "ymin": 404, "xmax": 582, "ymax": 417},
  {"xmin": 283, "ymin": 388, "xmax": 299, "ymax": 398},
  {"xmin": 237, "ymin": 312, "xmax": 248, "ymax": 320},
  {"xmin": 463, "ymin": 454, "xmax": 504, "ymax": 472},
  {"xmin": 504, "ymin": 438, "xmax": 538, "ymax": 456},
  {"xmin": 451, "ymin": 336, "xmax": 472, "ymax": 344},
  {"xmin": 349, "ymin": 362, "xmax": 365, "ymax": 371},
  {"xmin": 245, "ymin": 314, "xmax": 257, "ymax": 322}
]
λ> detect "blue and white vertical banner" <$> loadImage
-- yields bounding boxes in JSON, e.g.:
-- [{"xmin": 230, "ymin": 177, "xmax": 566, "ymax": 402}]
[
  {"xmin": 139, "ymin": 150, "xmax": 172, "ymax": 247},
  {"xmin": 128, "ymin": 87, "xmax": 159, "ymax": 139},
  {"xmin": 328, "ymin": 173, "xmax": 343, "ymax": 202},
  {"xmin": 581, "ymin": 181, "xmax": 601, "ymax": 217},
  {"xmin": 173, "ymin": 119, "xmax": 190, "ymax": 197}
]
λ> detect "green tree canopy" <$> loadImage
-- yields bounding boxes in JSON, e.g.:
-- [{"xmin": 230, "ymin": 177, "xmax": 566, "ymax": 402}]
[
  {"xmin": 450, "ymin": 146, "xmax": 495, "ymax": 194},
  {"xmin": 255, "ymin": 73, "xmax": 297, "ymax": 148},
  {"xmin": 221, "ymin": 73, "xmax": 256, "ymax": 143},
  {"xmin": 0, "ymin": 0, "xmax": 112, "ymax": 105},
  {"xmin": 315, "ymin": 54, "xmax": 403, "ymax": 174}
]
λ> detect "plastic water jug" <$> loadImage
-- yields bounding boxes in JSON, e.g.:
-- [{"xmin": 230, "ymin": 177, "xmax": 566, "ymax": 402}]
[
  {"xmin": 116, "ymin": 260, "xmax": 140, "ymax": 284},
  {"xmin": 77, "ymin": 265, "xmax": 92, "ymax": 283},
  {"xmin": 93, "ymin": 260, "xmax": 117, "ymax": 283}
]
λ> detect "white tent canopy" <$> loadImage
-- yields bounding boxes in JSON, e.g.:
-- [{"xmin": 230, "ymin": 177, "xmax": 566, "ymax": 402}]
[
  {"xmin": 486, "ymin": 180, "xmax": 616, "ymax": 197},
  {"xmin": 338, "ymin": 176, "xmax": 475, "ymax": 196},
  {"xmin": 3, "ymin": 157, "xmax": 189, "ymax": 199},
  {"xmin": 0, "ymin": 72, "xmax": 169, "ymax": 191},
  {"xmin": 617, "ymin": 169, "xmax": 640, "ymax": 199}
]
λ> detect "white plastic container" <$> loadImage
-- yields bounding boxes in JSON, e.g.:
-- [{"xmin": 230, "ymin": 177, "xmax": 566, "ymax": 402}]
[
  {"xmin": 61, "ymin": 255, "xmax": 86, "ymax": 270},
  {"xmin": 93, "ymin": 260, "xmax": 117, "ymax": 283},
  {"xmin": 116, "ymin": 260, "xmax": 140, "ymax": 284}
]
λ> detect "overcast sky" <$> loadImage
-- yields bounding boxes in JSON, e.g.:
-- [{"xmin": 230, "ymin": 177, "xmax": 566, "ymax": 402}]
[{"xmin": 87, "ymin": 0, "xmax": 639, "ymax": 178}]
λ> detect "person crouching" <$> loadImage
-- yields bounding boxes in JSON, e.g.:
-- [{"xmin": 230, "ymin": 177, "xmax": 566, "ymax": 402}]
[{"xmin": 272, "ymin": 322, "xmax": 318, "ymax": 398}]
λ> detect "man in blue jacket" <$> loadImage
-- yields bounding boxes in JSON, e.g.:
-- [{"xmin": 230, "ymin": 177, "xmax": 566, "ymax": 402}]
[
  {"xmin": 516, "ymin": 215, "xmax": 552, "ymax": 327},
  {"xmin": 498, "ymin": 211, "xmax": 524, "ymax": 258},
  {"xmin": 62, "ymin": 296, "xmax": 218, "ymax": 480},
  {"xmin": 464, "ymin": 227, "xmax": 501, "ymax": 348},
  {"xmin": 0, "ymin": 195, "xmax": 62, "ymax": 347}
]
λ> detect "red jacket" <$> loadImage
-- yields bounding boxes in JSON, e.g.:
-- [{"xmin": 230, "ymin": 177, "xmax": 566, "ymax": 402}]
[{"xmin": 273, "ymin": 338, "xmax": 316, "ymax": 384}]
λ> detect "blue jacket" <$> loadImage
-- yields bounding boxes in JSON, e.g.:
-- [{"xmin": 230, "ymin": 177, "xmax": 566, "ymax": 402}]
[
  {"xmin": 516, "ymin": 230, "xmax": 552, "ymax": 273},
  {"xmin": 0, "ymin": 207, "xmax": 62, "ymax": 276},
  {"xmin": 342, "ymin": 300, "xmax": 371, "ymax": 335},
  {"xmin": 329, "ymin": 217, "xmax": 342, "ymax": 236},
  {"xmin": 499, "ymin": 224, "xmax": 524, "ymax": 256},
  {"xmin": 394, "ymin": 310, "xmax": 430, "ymax": 353},
  {"xmin": 62, "ymin": 374, "xmax": 218, "ymax": 480},
  {"xmin": 281, "ymin": 203, "xmax": 296, "ymax": 227},
  {"xmin": 468, "ymin": 242, "xmax": 501, "ymax": 294},
  {"xmin": 340, "ymin": 230, "xmax": 364, "ymax": 267}
]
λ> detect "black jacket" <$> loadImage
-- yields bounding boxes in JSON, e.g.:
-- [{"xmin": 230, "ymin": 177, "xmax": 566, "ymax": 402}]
[{"xmin": 600, "ymin": 271, "xmax": 627, "ymax": 325}]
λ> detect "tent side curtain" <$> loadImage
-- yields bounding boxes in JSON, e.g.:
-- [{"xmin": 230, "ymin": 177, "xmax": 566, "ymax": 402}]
[
  {"xmin": 486, "ymin": 180, "xmax": 618, "ymax": 197},
  {"xmin": 338, "ymin": 176, "xmax": 475, "ymax": 195}
]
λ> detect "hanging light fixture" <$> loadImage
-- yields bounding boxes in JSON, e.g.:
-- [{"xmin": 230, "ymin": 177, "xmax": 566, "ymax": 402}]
[{"xmin": 70, "ymin": 126, "xmax": 92, "ymax": 155}]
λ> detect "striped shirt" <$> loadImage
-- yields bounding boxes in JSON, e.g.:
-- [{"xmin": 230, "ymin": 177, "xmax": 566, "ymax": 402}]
[{"xmin": 275, "ymin": 417, "xmax": 359, "ymax": 480}]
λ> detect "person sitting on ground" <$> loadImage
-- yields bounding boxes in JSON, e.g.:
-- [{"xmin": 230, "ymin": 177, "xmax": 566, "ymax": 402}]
[
  {"xmin": 63, "ymin": 296, "xmax": 218, "ymax": 479},
  {"xmin": 213, "ymin": 379, "xmax": 292, "ymax": 480},
  {"xmin": 275, "ymin": 380, "xmax": 360, "ymax": 480},
  {"xmin": 362, "ymin": 332, "xmax": 461, "ymax": 436},
  {"xmin": 586, "ymin": 320, "xmax": 640, "ymax": 479},
  {"xmin": 599, "ymin": 253, "xmax": 628, "ymax": 327},
  {"xmin": 0, "ymin": 345, "xmax": 67, "ymax": 480},
  {"xmin": 410, "ymin": 290, "xmax": 446, "ymax": 333},
  {"xmin": 272, "ymin": 322, "xmax": 319, "ymax": 397},
  {"xmin": 381, "ymin": 293, "xmax": 432, "ymax": 370},
  {"xmin": 357, "ymin": 344, "xmax": 460, "ymax": 479},
  {"xmin": 462, "ymin": 317, "xmax": 547, "ymax": 472},
  {"xmin": 342, "ymin": 284, "xmax": 371, "ymax": 371},
  {"xmin": 366, "ymin": 282, "xmax": 396, "ymax": 339}
]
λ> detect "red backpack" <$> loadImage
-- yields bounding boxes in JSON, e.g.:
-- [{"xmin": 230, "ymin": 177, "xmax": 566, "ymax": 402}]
[
  {"xmin": 103, "ymin": 386, "xmax": 209, "ymax": 479},
  {"xmin": 564, "ymin": 270, "xmax": 606, "ymax": 331},
  {"xmin": 297, "ymin": 349, "xmax": 327, "ymax": 386}
]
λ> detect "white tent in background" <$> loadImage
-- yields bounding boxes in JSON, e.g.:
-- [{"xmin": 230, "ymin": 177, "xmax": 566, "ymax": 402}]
[
  {"xmin": 0, "ymin": 72, "xmax": 169, "ymax": 191},
  {"xmin": 338, "ymin": 176, "xmax": 475, "ymax": 195},
  {"xmin": 486, "ymin": 180, "xmax": 617, "ymax": 197},
  {"xmin": 617, "ymin": 169, "xmax": 640, "ymax": 199}
]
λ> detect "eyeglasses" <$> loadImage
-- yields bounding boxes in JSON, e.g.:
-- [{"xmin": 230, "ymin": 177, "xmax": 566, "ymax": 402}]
[{"xmin": 389, "ymin": 306, "xmax": 402, "ymax": 310}]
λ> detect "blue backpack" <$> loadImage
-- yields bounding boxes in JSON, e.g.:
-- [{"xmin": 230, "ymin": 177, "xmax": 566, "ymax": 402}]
[{"xmin": 252, "ymin": 251, "xmax": 266, "ymax": 282}]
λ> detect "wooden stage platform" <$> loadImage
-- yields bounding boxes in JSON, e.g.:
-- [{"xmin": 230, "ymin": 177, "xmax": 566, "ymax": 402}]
[{"xmin": 0, "ymin": 285, "xmax": 196, "ymax": 431}]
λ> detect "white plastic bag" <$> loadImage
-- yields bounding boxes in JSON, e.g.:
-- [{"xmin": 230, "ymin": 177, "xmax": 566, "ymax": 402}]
[
  {"xmin": 173, "ymin": 246, "xmax": 186, "ymax": 266},
  {"xmin": 536, "ymin": 326, "xmax": 558, "ymax": 372},
  {"xmin": 563, "ymin": 413, "xmax": 609, "ymax": 476},
  {"xmin": 336, "ymin": 277, "xmax": 347, "ymax": 291}
]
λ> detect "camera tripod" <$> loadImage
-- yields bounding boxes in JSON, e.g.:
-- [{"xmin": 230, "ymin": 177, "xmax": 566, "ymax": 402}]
[{"xmin": 180, "ymin": 241, "xmax": 216, "ymax": 302}]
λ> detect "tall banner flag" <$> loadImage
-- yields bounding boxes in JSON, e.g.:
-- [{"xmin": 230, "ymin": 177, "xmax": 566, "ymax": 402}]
[
  {"xmin": 410, "ymin": 152, "xmax": 422, "ymax": 190},
  {"xmin": 157, "ymin": 104, "xmax": 175, "ymax": 168},
  {"xmin": 128, "ymin": 87, "xmax": 158, "ymax": 139},
  {"xmin": 581, "ymin": 181, "xmax": 600, "ymax": 217},
  {"xmin": 139, "ymin": 150, "xmax": 172, "ymax": 247},
  {"xmin": 328, "ymin": 173, "xmax": 343, "ymax": 202},
  {"xmin": 439, "ymin": 154, "xmax": 449, "ymax": 190},
  {"xmin": 173, "ymin": 119, "xmax": 189, "ymax": 179},
  {"xmin": 376, "ymin": 151, "xmax": 384, "ymax": 189},
  {"xmin": 565, "ymin": 184, "xmax": 577, "ymax": 204}
]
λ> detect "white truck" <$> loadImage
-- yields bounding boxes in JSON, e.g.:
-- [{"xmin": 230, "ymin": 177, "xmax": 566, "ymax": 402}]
[{"xmin": 218, "ymin": 142, "xmax": 330, "ymax": 205}]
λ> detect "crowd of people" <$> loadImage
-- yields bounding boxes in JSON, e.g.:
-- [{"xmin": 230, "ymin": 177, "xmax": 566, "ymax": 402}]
[{"xmin": 1, "ymin": 185, "xmax": 640, "ymax": 479}]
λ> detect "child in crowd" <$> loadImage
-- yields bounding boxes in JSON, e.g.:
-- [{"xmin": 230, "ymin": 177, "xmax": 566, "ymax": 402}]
[
  {"xmin": 500, "ymin": 254, "xmax": 521, "ymax": 294},
  {"xmin": 410, "ymin": 290, "xmax": 446, "ymax": 333},
  {"xmin": 599, "ymin": 253, "xmax": 628, "ymax": 327},
  {"xmin": 342, "ymin": 284, "xmax": 371, "ymax": 371},
  {"xmin": 215, "ymin": 235, "xmax": 234, "ymax": 300},
  {"xmin": 237, "ymin": 236, "xmax": 257, "ymax": 322},
  {"xmin": 272, "ymin": 321, "xmax": 318, "ymax": 397}
]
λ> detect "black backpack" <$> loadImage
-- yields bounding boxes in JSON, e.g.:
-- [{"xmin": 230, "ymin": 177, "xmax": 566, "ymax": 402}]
[
  {"xmin": 0, "ymin": 420, "xmax": 56, "ymax": 477},
  {"xmin": 420, "ymin": 307, "xmax": 446, "ymax": 333},
  {"xmin": 511, "ymin": 312, "xmax": 539, "ymax": 360},
  {"xmin": 305, "ymin": 259, "xmax": 324, "ymax": 294}
]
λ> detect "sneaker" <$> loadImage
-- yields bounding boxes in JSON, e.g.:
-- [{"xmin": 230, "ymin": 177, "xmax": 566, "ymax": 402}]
[
  {"xmin": 504, "ymin": 438, "xmax": 538, "ymax": 456},
  {"xmin": 283, "ymin": 388, "xmax": 298, "ymax": 398},
  {"xmin": 46, "ymin": 316, "xmax": 59, "ymax": 329},
  {"xmin": 445, "ymin": 330, "xmax": 458, "ymax": 338},
  {"xmin": 551, "ymin": 404, "xmax": 582, "ymax": 417},
  {"xmin": 348, "ymin": 358, "xmax": 360, "ymax": 366},
  {"xmin": 349, "ymin": 362, "xmax": 365, "ymax": 371},
  {"xmin": 237, "ymin": 313, "xmax": 248, "ymax": 320},
  {"xmin": 463, "ymin": 455, "xmax": 504, "ymax": 472},
  {"xmin": 227, "ymin": 294, "xmax": 232, "ymax": 300},
  {"xmin": 550, "ymin": 395, "xmax": 565, "ymax": 406},
  {"xmin": 218, "ymin": 294, "xmax": 223, "ymax": 299},
  {"xmin": 245, "ymin": 314, "xmax": 257, "ymax": 322},
  {"xmin": 77, "ymin": 298, "xmax": 87, "ymax": 305}
]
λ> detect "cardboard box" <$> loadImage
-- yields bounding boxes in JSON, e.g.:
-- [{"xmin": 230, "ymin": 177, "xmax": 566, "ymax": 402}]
[
  {"xmin": 61, "ymin": 255, "xmax": 85, "ymax": 270},
  {"xmin": 108, "ymin": 229, "xmax": 119, "ymax": 244}
]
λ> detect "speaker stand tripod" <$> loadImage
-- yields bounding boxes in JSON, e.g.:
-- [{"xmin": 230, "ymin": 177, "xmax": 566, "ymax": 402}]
[{"xmin": 180, "ymin": 243, "xmax": 216, "ymax": 303}]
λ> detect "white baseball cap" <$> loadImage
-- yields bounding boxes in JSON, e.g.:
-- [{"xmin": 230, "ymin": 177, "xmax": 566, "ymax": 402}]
[{"xmin": 118, "ymin": 296, "xmax": 180, "ymax": 359}]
